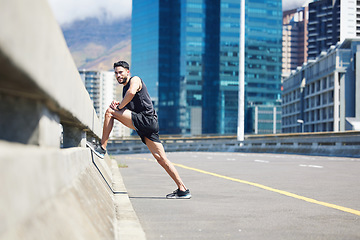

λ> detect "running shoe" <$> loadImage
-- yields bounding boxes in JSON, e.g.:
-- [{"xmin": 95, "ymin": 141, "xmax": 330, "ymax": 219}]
[
  {"xmin": 86, "ymin": 141, "xmax": 106, "ymax": 159},
  {"xmin": 166, "ymin": 189, "xmax": 191, "ymax": 199}
]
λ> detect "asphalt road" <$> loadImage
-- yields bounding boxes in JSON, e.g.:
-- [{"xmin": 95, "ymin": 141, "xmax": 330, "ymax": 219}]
[{"xmin": 116, "ymin": 152, "xmax": 360, "ymax": 240}]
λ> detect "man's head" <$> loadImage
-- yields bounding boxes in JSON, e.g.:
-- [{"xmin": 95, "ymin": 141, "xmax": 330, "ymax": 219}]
[
  {"xmin": 113, "ymin": 60, "xmax": 130, "ymax": 70},
  {"xmin": 114, "ymin": 60, "xmax": 130, "ymax": 85}
]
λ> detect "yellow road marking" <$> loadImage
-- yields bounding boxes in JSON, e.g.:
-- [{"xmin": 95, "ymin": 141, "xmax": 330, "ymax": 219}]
[
  {"xmin": 123, "ymin": 156, "xmax": 360, "ymax": 216},
  {"xmin": 173, "ymin": 163, "xmax": 360, "ymax": 216}
]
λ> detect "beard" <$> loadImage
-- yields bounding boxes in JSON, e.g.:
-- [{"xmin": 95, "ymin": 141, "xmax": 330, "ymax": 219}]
[{"xmin": 117, "ymin": 76, "xmax": 127, "ymax": 84}]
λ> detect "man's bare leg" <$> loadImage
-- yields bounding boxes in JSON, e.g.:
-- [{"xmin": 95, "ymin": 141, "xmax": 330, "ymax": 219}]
[
  {"xmin": 101, "ymin": 108, "xmax": 135, "ymax": 149},
  {"xmin": 145, "ymin": 137, "xmax": 187, "ymax": 191}
]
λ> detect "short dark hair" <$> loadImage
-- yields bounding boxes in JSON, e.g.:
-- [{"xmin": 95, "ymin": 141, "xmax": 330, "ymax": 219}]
[{"xmin": 113, "ymin": 60, "xmax": 130, "ymax": 70}]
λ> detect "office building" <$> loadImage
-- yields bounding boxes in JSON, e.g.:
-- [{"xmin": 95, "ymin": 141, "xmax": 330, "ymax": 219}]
[
  {"xmin": 80, "ymin": 70, "xmax": 131, "ymax": 138},
  {"xmin": 307, "ymin": 0, "xmax": 360, "ymax": 60},
  {"xmin": 282, "ymin": 6, "xmax": 309, "ymax": 78},
  {"xmin": 132, "ymin": 0, "xmax": 282, "ymax": 135},
  {"xmin": 244, "ymin": 0, "xmax": 282, "ymax": 134},
  {"xmin": 282, "ymin": 39, "xmax": 360, "ymax": 133}
]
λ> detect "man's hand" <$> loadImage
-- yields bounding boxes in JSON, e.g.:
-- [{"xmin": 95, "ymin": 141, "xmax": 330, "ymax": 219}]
[{"xmin": 110, "ymin": 100, "xmax": 120, "ymax": 110}]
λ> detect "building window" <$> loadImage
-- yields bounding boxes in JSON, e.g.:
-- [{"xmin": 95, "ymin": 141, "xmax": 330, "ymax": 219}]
[
  {"xmin": 328, "ymin": 91, "xmax": 334, "ymax": 102},
  {"xmin": 322, "ymin": 78, "xmax": 327, "ymax": 89},
  {"xmin": 316, "ymin": 80, "xmax": 320, "ymax": 91},
  {"xmin": 329, "ymin": 107, "xmax": 333, "ymax": 118},
  {"xmin": 311, "ymin": 110, "xmax": 314, "ymax": 121},
  {"xmin": 322, "ymin": 92, "xmax": 327, "ymax": 104},
  {"xmin": 322, "ymin": 108, "xmax": 327, "ymax": 119},
  {"xmin": 317, "ymin": 95, "xmax": 321, "ymax": 106},
  {"xmin": 329, "ymin": 75, "xmax": 334, "ymax": 87},
  {"xmin": 316, "ymin": 109, "xmax": 320, "ymax": 121}
]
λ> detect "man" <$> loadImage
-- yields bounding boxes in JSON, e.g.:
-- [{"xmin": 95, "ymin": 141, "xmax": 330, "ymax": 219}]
[{"xmin": 89, "ymin": 60, "xmax": 191, "ymax": 199}]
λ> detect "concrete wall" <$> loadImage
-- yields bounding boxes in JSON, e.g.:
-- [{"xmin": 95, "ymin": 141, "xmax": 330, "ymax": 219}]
[
  {"xmin": 240, "ymin": 131, "xmax": 360, "ymax": 157},
  {"xmin": 0, "ymin": 0, "xmax": 145, "ymax": 239},
  {"xmin": 0, "ymin": 142, "xmax": 114, "ymax": 239},
  {"xmin": 0, "ymin": 0, "xmax": 101, "ymax": 142},
  {"xmin": 108, "ymin": 132, "xmax": 360, "ymax": 158}
]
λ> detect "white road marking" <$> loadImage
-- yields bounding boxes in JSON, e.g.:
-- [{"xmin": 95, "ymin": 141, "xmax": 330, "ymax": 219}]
[
  {"xmin": 299, "ymin": 164, "xmax": 323, "ymax": 169},
  {"xmin": 254, "ymin": 160, "xmax": 269, "ymax": 163}
]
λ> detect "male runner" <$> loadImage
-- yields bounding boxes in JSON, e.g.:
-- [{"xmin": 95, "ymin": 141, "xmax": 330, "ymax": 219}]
[{"xmin": 89, "ymin": 60, "xmax": 191, "ymax": 199}]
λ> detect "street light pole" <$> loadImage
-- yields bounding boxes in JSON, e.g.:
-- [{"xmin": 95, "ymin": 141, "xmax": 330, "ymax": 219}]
[
  {"xmin": 297, "ymin": 119, "xmax": 304, "ymax": 133},
  {"xmin": 237, "ymin": 0, "xmax": 245, "ymax": 141}
]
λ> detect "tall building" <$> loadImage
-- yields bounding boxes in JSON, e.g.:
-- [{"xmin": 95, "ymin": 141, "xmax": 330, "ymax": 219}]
[
  {"xmin": 132, "ymin": 0, "xmax": 282, "ymax": 135},
  {"xmin": 282, "ymin": 6, "xmax": 309, "ymax": 78},
  {"xmin": 244, "ymin": 0, "xmax": 283, "ymax": 134},
  {"xmin": 131, "ymin": 1, "xmax": 182, "ymax": 134},
  {"xmin": 282, "ymin": 39, "xmax": 360, "ymax": 133},
  {"xmin": 131, "ymin": 1, "xmax": 159, "ymax": 100},
  {"xmin": 307, "ymin": 0, "xmax": 360, "ymax": 60},
  {"xmin": 80, "ymin": 70, "xmax": 131, "ymax": 138}
]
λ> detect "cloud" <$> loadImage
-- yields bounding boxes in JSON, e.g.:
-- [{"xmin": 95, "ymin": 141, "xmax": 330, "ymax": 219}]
[
  {"xmin": 47, "ymin": 0, "xmax": 132, "ymax": 26},
  {"xmin": 48, "ymin": 0, "xmax": 311, "ymax": 26},
  {"xmin": 282, "ymin": 0, "xmax": 312, "ymax": 11}
]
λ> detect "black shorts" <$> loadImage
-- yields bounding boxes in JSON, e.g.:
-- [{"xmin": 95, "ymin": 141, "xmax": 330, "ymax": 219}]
[{"xmin": 131, "ymin": 112, "xmax": 161, "ymax": 144}]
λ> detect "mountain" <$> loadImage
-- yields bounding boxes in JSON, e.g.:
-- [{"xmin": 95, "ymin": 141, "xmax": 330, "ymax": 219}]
[{"xmin": 61, "ymin": 17, "xmax": 131, "ymax": 71}]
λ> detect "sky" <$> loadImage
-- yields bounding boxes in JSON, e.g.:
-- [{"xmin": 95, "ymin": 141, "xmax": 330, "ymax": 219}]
[
  {"xmin": 47, "ymin": 0, "xmax": 132, "ymax": 25},
  {"xmin": 47, "ymin": 0, "xmax": 309, "ymax": 26}
]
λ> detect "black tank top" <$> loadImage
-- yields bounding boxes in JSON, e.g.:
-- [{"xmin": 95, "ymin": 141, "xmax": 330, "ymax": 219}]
[{"xmin": 123, "ymin": 77, "xmax": 157, "ymax": 117}]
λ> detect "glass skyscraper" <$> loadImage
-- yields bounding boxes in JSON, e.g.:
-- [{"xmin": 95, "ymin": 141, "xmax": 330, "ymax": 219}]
[
  {"xmin": 244, "ymin": 0, "xmax": 283, "ymax": 133},
  {"xmin": 131, "ymin": 1, "xmax": 159, "ymax": 99},
  {"xmin": 132, "ymin": 0, "xmax": 282, "ymax": 135}
]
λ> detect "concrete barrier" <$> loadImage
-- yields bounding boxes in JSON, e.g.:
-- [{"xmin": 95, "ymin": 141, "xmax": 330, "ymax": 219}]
[
  {"xmin": 0, "ymin": 0, "xmax": 145, "ymax": 239},
  {"xmin": 240, "ymin": 131, "xmax": 360, "ymax": 157},
  {"xmin": 0, "ymin": 0, "xmax": 101, "ymax": 145},
  {"xmin": 0, "ymin": 142, "xmax": 114, "ymax": 239},
  {"xmin": 108, "ymin": 132, "xmax": 360, "ymax": 158}
]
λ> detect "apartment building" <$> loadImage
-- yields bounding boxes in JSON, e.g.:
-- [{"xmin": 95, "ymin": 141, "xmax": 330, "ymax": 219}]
[
  {"xmin": 282, "ymin": 6, "xmax": 309, "ymax": 78},
  {"xmin": 307, "ymin": 0, "xmax": 360, "ymax": 60},
  {"xmin": 79, "ymin": 70, "xmax": 131, "ymax": 138},
  {"xmin": 282, "ymin": 39, "xmax": 360, "ymax": 133}
]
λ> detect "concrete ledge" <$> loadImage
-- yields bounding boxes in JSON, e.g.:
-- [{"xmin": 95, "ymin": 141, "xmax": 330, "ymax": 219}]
[
  {"xmin": 111, "ymin": 161, "xmax": 146, "ymax": 240},
  {"xmin": 0, "ymin": 0, "xmax": 101, "ymax": 137},
  {"xmin": 0, "ymin": 141, "xmax": 115, "ymax": 239},
  {"xmin": 0, "ymin": 1, "xmax": 145, "ymax": 239}
]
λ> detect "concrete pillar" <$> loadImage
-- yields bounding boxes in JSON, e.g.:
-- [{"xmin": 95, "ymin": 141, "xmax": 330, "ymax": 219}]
[
  {"xmin": 339, "ymin": 73, "xmax": 346, "ymax": 131},
  {"xmin": 254, "ymin": 106, "xmax": 258, "ymax": 134},
  {"xmin": 0, "ymin": 93, "xmax": 61, "ymax": 147},
  {"xmin": 333, "ymin": 73, "xmax": 340, "ymax": 132},
  {"xmin": 356, "ymin": 50, "xmax": 360, "ymax": 119},
  {"xmin": 273, "ymin": 106, "xmax": 277, "ymax": 134},
  {"xmin": 191, "ymin": 107, "xmax": 202, "ymax": 136}
]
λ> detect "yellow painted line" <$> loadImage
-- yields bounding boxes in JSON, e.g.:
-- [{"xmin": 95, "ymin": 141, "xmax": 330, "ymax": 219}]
[{"xmin": 173, "ymin": 163, "xmax": 360, "ymax": 216}]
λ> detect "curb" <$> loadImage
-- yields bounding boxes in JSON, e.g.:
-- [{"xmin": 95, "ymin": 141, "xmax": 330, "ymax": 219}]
[{"xmin": 110, "ymin": 159, "xmax": 146, "ymax": 240}]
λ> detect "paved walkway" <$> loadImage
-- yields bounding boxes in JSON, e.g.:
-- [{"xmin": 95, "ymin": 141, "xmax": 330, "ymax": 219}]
[{"xmin": 115, "ymin": 152, "xmax": 360, "ymax": 240}]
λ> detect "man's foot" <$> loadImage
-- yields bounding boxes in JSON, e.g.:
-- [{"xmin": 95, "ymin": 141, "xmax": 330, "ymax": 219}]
[
  {"xmin": 86, "ymin": 141, "xmax": 106, "ymax": 159},
  {"xmin": 166, "ymin": 189, "xmax": 191, "ymax": 199}
]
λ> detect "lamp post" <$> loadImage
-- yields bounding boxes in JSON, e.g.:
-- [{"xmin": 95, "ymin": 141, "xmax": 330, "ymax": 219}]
[
  {"xmin": 237, "ymin": 0, "xmax": 245, "ymax": 141},
  {"xmin": 297, "ymin": 119, "xmax": 304, "ymax": 133}
]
